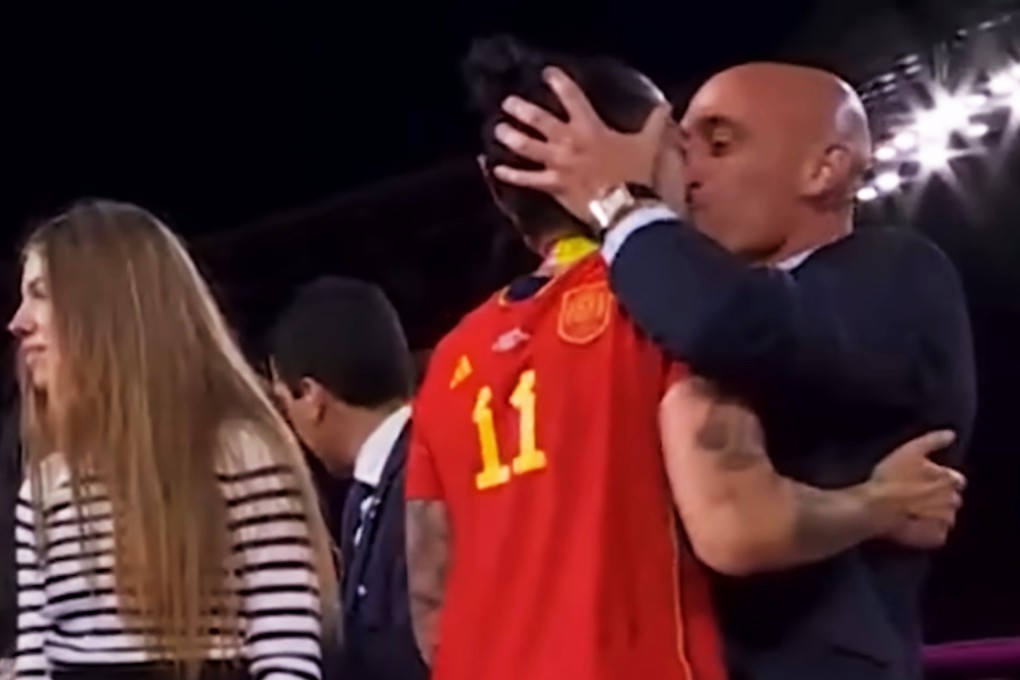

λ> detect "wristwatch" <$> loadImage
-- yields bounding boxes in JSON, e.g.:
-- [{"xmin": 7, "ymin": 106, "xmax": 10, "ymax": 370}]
[{"xmin": 587, "ymin": 183, "xmax": 661, "ymax": 232}]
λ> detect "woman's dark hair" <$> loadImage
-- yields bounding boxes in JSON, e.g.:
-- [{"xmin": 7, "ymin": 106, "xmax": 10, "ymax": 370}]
[{"xmin": 463, "ymin": 35, "xmax": 661, "ymax": 239}]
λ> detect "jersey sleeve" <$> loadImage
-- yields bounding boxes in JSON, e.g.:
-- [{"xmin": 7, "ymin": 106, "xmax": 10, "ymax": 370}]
[
  {"xmin": 662, "ymin": 360, "xmax": 692, "ymax": 396},
  {"xmin": 406, "ymin": 425, "xmax": 444, "ymax": 500}
]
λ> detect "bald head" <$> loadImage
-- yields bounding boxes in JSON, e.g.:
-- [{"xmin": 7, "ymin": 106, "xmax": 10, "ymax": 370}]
[
  {"xmin": 695, "ymin": 63, "xmax": 871, "ymax": 162},
  {"xmin": 674, "ymin": 62, "xmax": 871, "ymax": 262}
]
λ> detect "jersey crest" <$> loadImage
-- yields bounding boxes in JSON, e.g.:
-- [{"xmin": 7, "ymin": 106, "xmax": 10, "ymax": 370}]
[{"xmin": 557, "ymin": 281, "xmax": 612, "ymax": 345}]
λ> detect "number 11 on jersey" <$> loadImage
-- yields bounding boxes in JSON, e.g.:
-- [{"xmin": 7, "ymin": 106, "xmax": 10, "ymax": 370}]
[{"xmin": 472, "ymin": 369, "xmax": 547, "ymax": 490}]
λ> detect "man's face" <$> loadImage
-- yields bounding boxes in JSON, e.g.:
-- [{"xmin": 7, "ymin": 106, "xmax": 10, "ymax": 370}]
[
  {"xmin": 675, "ymin": 81, "xmax": 803, "ymax": 261},
  {"xmin": 269, "ymin": 363, "xmax": 327, "ymax": 460}
]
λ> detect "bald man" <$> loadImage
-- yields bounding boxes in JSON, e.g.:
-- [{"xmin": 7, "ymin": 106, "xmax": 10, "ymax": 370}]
[{"xmin": 493, "ymin": 63, "xmax": 976, "ymax": 680}]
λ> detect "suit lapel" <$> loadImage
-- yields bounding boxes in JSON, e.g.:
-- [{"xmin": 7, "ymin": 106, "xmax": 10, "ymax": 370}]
[
  {"xmin": 342, "ymin": 482, "xmax": 371, "ymax": 610},
  {"xmin": 378, "ymin": 424, "xmax": 410, "ymax": 490},
  {"xmin": 343, "ymin": 423, "xmax": 411, "ymax": 614}
]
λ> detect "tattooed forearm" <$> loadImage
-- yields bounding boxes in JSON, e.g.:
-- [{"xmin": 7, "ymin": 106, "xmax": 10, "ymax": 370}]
[
  {"xmin": 693, "ymin": 380, "xmax": 768, "ymax": 472},
  {"xmin": 785, "ymin": 482, "xmax": 884, "ymax": 565},
  {"xmin": 686, "ymin": 378, "xmax": 886, "ymax": 570},
  {"xmin": 406, "ymin": 499, "xmax": 450, "ymax": 666}
]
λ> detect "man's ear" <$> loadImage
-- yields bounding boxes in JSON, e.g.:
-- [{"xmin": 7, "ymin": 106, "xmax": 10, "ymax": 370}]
[
  {"xmin": 477, "ymin": 154, "xmax": 519, "ymax": 225},
  {"xmin": 299, "ymin": 377, "xmax": 328, "ymax": 423},
  {"xmin": 801, "ymin": 145, "xmax": 856, "ymax": 204}
]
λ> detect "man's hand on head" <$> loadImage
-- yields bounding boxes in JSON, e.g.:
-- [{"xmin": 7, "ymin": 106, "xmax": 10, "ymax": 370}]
[{"xmin": 492, "ymin": 66, "xmax": 673, "ymax": 224}]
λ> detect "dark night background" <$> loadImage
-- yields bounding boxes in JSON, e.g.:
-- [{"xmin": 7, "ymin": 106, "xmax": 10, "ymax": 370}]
[{"xmin": 0, "ymin": 1, "xmax": 1017, "ymax": 643}]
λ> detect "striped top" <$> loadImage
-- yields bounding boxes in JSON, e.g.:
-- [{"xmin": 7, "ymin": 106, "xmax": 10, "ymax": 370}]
[{"xmin": 14, "ymin": 426, "xmax": 324, "ymax": 680}]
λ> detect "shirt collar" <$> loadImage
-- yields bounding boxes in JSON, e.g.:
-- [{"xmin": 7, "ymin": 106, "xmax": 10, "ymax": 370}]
[
  {"xmin": 353, "ymin": 405, "xmax": 411, "ymax": 488},
  {"xmin": 776, "ymin": 248, "xmax": 818, "ymax": 271}
]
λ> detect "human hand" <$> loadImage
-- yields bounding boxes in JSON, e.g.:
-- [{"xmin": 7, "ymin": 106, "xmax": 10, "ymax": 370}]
[
  {"xmin": 868, "ymin": 430, "xmax": 965, "ymax": 542},
  {"xmin": 492, "ymin": 66, "xmax": 672, "ymax": 224},
  {"xmin": 885, "ymin": 517, "xmax": 957, "ymax": 550}
]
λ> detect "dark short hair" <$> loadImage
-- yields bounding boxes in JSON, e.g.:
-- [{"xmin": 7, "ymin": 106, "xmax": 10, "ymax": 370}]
[
  {"xmin": 269, "ymin": 276, "xmax": 414, "ymax": 408},
  {"xmin": 463, "ymin": 35, "xmax": 662, "ymax": 239}
]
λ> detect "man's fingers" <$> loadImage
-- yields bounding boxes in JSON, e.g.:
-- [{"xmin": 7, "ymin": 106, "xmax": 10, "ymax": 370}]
[
  {"xmin": 495, "ymin": 123, "xmax": 556, "ymax": 164},
  {"xmin": 543, "ymin": 66, "xmax": 600, "ymax": 125},
  {"xmin": 502, "ymin": 96, "xmax": 567, "ymax": 139},
  {"xmin": 491, "ymin": 165, "xmax": 562, "ymax": 191},
  {"xmin": 938, "ymin": 466, "xmax": 967, "ymax": 491},
  {"xmin": 908, "ymin": 500, "xmax": 960, "ymax": 524},
  {"xmin": 896, "ymin": 430, "xmax": 956, "ymax": 460},
  {"xmin": 922, "ymin": 461, "xmax": 967, "ymax": 490}
]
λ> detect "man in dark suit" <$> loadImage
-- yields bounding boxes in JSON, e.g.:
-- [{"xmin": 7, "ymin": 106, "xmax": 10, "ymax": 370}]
[
  {"xmin": 491, "ymin": 62, "xmax": 977, "ymax": 679},
  {"xmin": 269, "ymin": 277, "xmax": 427, "ymax": 680}
]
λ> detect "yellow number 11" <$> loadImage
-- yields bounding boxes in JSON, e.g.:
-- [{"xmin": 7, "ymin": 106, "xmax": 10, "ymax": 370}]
[{"xmin": 472, "ymin": 370, "xmax": 547, "ymax": 490}]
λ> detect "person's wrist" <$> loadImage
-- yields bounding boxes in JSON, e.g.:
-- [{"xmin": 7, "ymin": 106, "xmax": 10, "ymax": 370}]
[
  {"xmin": 860, "ymin": 480, "xmax": 908, "ymax": 535},
  {"xmin": 588, "ymin": 183, "xmax": 663, "ymax": 233}
]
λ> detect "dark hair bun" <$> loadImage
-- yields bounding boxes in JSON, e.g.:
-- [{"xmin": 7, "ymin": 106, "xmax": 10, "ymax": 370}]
[{"xmin": 463, "ymin": 35, "xmax": 548, "ymax": 116}]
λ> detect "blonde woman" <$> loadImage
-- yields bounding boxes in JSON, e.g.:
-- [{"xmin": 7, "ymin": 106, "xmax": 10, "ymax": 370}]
[{"xmin": 9, "ymin": 200, "xmax": 337, "ymax": 680}]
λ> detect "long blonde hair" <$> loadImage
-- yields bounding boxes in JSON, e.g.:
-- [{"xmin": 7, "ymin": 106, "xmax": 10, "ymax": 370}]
[{"xmin": 19, "ymin": 200, "xmax": 337, "ymax": 673}]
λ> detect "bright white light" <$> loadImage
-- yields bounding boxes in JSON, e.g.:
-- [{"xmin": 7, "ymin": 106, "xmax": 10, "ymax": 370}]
[
  {"xmin": 875, "ymin": 171, "xmax": 901, "ymax": 192},
  {"xmin": 1011, "ymin": 63, "xmax": 1020, "ymax": 80},
  {"xmin": 874, "ymin": 145, "xmax": 897, "ymax": 162},
  {"xmin": 989, "ymin": 72, "xmax": 1017, "ymax": 96},
  {"xmin": 915, "ymin": 98, "xmax": 968, "ymax": 139},
  {"xmin": 918, "ymin": 145, "xmax": 950, "ymax": 168},
  {"xmin": 893, "ymin": 130, "xmax": 918, "ymax": 151},
  {"xmin": 964, "ymin": 93, "xmax": 989, "ymax": 110},
  {"xmin": 856, "ymin": 186, "xmax": 879, "ymax": 202},
  {"xmin": 964, "ymin": 122, "xmax": 990, "ymax": 138}
]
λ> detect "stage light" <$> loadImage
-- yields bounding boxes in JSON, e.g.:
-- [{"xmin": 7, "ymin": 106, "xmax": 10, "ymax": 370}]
[
  {"xmin": 893, "ymin": 130, "xmax": 919, "ymax": 151},
  {"xmin": 964, "ymin": 122, "xmax": 990, "ymax": 138},
  {"xmin": 874, "ymin": 145, "xmax": 897, "ymax": 162},
  {"xmin": 856, "ymin": 186, "xmax": 879, "ymax": 202},
  {"xmin": 989, "ymin": 72, "xmax": 1017, "ymax": 96},
  {"xmin": 918, "ymin": 145, "xmax": 951, "ymax": 168},
  {"xmin": 915, "ymin": 98, "xmax": 968, "ymax": 139},
  {"xmin": 964, "ymin": 93, "xmax": 989, "ymax": 110},
  {"xmin": 875, "ymin": 171, "xmax": 902, "ymax": 192}
]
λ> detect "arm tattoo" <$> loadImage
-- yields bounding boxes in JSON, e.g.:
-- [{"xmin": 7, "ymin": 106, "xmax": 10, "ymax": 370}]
[
  {"xmin": 787, "ymin": 483, "xmax": 882, "ymax": 562},
  {"xmin": 691, "ymin": 379, "xmax": 767, "ymax": 472},
  {"xmin": 691, "ymin": 379, "xmax": 882, "ymax": 566},
  {"xmin": 406, "ymin": 499, "xmax": 449, "ymax": 666}
]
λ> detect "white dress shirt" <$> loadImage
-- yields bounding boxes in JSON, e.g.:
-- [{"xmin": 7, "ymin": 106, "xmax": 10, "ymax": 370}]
[
  {"xmin": 776, "ymin": 248, "xmax": 817, "ymax": 271},
  {"xmin": 353, "ymin": 405, "xmax": 411, "ymax": 488},
  {"xmin": 351, "ymin": 405, "xmax": 411, "ymax": 548}
]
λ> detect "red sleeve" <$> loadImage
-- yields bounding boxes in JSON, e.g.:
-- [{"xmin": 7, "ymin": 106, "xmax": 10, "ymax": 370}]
[
  {"xmin": 406, "ymin": 408, "xmax": 445, "ymax": 501},
  {"xmin": 662, "ymin": 360, "xmax": 691, "ymax": 396}
]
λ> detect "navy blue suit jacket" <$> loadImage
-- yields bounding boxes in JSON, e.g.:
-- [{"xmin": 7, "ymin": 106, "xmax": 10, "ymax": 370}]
[
  {"xmin": 332, "ymin": 424, "xmax": 427, "ymax": 680},
  {"xmin": 609, "ymin": 220, "xmax": 977, "ymax": 680}
]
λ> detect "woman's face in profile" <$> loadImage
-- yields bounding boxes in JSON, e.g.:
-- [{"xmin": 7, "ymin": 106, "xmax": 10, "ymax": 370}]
[{"xmin": 9, "ymin": 249, "xmax": 59, "ymax": 394}]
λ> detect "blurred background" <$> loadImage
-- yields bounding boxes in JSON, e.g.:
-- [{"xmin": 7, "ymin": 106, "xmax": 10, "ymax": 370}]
[{"xmin": 0, "ymin": 0, "xmax": 1016, "ymax": 647}]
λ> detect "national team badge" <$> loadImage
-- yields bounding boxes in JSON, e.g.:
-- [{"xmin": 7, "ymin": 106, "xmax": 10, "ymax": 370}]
[{"xmin": 557, "ymin": 282, "xmax": 612, "ymax": 344}]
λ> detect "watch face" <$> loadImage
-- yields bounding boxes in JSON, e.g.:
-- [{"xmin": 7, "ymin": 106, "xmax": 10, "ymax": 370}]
[
  {"xmin": 604, "ymin": 186, "xmax": 630, "ymax": 213},
  {"xmin": 589, "ymin": 185, "xmax": 635, "ymax": 229}
]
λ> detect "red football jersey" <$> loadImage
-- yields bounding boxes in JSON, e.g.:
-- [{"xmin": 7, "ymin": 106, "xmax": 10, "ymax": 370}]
[{"xmin": 407, "ymin": 253, "xmax": 727, "ymax": 680}]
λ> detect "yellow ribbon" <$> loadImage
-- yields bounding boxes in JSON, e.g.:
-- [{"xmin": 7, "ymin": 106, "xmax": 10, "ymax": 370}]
[{"xmin": 547, "ymin": 235, "xmax": 599, "ymax": 267}]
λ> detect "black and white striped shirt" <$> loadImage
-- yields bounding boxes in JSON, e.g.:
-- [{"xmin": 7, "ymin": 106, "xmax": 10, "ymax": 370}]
[{"xmin": 14, "ymin": 427, "xmax": 324, "ymax": 680}]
